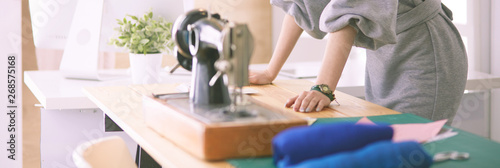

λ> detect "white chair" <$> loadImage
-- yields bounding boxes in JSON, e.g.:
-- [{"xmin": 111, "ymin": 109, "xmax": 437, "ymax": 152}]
[{"xmin": 73, "ymin": 136, "xmax": 137, "ymax": 168}]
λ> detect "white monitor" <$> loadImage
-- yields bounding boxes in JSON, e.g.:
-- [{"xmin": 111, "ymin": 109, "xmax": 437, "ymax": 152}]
[{"xmin": 29, "ymin": 0, "xmax": 191, "ymax": 80}]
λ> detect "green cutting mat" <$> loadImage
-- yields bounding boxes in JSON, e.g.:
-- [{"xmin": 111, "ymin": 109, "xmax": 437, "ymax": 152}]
[{"xmin": 227, "ymin": 113, "xmax": 500, "ymax": 168}]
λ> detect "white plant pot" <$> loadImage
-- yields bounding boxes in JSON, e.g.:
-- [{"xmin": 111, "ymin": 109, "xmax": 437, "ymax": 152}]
[{"xmin": 129, "ymin": 53, "xmax": 163, "ymax": 84}]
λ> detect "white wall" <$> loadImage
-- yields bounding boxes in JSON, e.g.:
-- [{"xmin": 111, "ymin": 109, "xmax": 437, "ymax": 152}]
[
  {"xmin": 489, "ymin": 0, "xmax": 500, "ymax": 142},
  {"xmin": 271, "ymin": 5, "xmax": 366, "ymax": 70},
  {"xmin": 272, "ymin": 6, "xmax": 326, "ymax": 63}
]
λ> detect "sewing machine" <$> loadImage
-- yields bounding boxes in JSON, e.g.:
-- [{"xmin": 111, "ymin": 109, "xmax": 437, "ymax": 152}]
[{"xmin": 142, "ymin": 9, "xmax": 307, "ymax": 160}]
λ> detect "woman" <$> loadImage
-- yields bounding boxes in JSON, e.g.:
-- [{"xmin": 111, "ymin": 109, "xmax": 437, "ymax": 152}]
[{"xmin": 249, "ymin": 0, "xmax": 468, "ymax": 122}]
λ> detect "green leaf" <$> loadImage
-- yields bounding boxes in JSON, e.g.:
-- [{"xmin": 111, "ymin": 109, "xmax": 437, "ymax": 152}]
[
  {"xmin": 148, "ymin": 12, "xmax": 153, "ymax": 19},
  {"xmin": 140, "ymin": 39, "xmax": 150, "ymax": 44},
  {"xmin": 154, "ymin": 27, "xmax": 163, "ymax": 32}
]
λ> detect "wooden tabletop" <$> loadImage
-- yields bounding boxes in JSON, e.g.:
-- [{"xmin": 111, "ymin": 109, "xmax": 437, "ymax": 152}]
[{"xmin": 83, "ymin": 79, "xmax": 400, "ymax": 168}]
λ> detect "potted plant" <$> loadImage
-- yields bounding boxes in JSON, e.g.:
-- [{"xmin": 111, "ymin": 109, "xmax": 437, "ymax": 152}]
[{"xmin": 109, "ymin": 11, "xmax": 174, "ymax": 84}]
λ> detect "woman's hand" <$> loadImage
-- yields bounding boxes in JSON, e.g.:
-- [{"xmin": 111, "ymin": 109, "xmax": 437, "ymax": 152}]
[
  {"xmin": 285, "ymin": 90, "xmax": 331, "ymax": 112},
  {"xmin": 284, "ymin": 25, "xmax": 356, "ymax": 113},
  {"xmin": 249, "ymin": 69, "xmax": 275, "ymax": 85}
]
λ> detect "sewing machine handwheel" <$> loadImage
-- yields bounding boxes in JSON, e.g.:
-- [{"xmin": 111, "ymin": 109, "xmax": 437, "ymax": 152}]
[{"xmin": 172, "ymin": 9, "xmax": 221, "ymax": 58}]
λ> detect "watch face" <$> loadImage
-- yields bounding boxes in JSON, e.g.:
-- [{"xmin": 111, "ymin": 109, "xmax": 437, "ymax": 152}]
[{"xmin": 320, "ymin": 85, "xmax": 332, "ymax": 94}]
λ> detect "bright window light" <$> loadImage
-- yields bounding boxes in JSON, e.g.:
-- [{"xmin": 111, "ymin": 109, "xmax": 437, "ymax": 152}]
[
  {"xmin": 461, "ymin": 36, "xmax": 468, "ymax": 54},
  {"xmin": 442, "ymin": 0, "xmax": 467, "ymax": 25}
]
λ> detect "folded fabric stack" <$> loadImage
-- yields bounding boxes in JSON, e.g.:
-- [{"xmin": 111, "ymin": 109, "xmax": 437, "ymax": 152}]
[{"xmin": 272, "ymin": 123, "xmax": 433, "ymax": 168}]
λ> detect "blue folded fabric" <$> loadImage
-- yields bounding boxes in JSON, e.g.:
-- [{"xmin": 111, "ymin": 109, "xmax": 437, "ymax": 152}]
[
  {"xmin": 290, "ymin": 140, "xmax": 433, "ymax": 168},
  {"xmin": 272, "ymin": 123, "xmax": 393, "ymax": 167}
]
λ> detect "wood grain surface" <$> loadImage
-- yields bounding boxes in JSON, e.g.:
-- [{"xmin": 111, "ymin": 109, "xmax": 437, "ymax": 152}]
[{"xmin": 83, "ymin": 79, "xmax": 400, "ymax": 167}]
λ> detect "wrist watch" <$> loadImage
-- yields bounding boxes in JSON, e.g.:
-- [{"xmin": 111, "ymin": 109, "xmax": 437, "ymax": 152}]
[{"xmin": 310, "ymin": 84, "xmax": 335, "ymax": 101}]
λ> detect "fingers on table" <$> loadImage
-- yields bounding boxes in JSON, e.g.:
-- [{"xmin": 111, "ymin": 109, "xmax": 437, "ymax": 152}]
[
  {"xmin": 285, "ymin": 95, "xmax": 298, "ymax": 108},
  {"xmin": 287, "ymin": 91, "xmax": 329, "ymax": 112}
]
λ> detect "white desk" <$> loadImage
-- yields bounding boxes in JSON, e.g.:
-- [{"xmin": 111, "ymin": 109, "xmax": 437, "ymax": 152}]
[
  {"xmin": 24, "ymin": 70, "xmax": 128, "ymax": 110},
  {"xmin": 24, "ymin": 69, "xmax": 193, "ymax": 110},
  {"xmin": 24, "ymin": 69, "xmax": 192, "ymax": 167}
]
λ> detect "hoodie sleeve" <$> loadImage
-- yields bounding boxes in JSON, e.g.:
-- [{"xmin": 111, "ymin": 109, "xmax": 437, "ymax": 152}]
[
  {"xmin": 270, "ymin": 0, "xmax": 331, "ymax": 39},
  {"xmin": 319, "ymin": 0, "xmax": 398, "ymax": 50}
]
